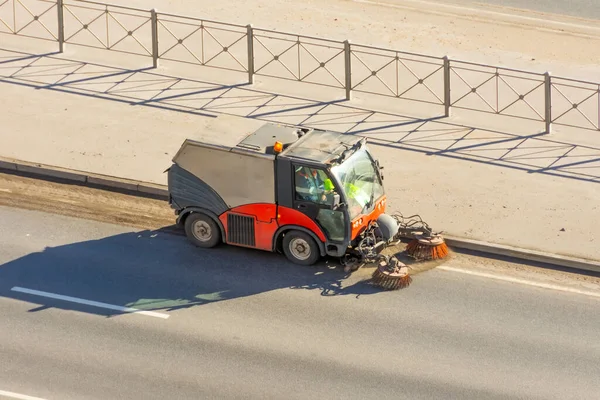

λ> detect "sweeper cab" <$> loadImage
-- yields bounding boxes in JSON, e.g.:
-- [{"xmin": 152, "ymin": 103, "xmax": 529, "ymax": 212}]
[{"xmin": 166, "ymin": 116, "xmax": 400, "ymax": 266}]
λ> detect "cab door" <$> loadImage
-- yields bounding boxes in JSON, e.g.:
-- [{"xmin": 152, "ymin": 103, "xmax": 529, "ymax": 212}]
[{"xmin": 291, "ymin": 164, "xmax": 347, "ymax": 243}]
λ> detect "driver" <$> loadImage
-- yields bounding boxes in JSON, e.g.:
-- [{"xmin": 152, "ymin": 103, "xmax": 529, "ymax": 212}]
[{"xmin": 295, "ymin": 166, "xmax": 334, "ymax": 203}]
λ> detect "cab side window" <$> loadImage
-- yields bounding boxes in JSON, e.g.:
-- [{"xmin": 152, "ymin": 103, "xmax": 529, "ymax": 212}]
[{"xmin": 293, "ymin": 166, "xmax": 336, "ymax": 205}]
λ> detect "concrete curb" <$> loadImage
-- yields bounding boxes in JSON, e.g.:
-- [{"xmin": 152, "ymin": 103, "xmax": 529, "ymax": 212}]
[
  {"xmin": 443, "ymin": 236, "xmax": 600, "ymax": 274},
  {"xmin": 1, "ymin": 156, "xmax": 599, "ymax": 275},
  {"xmin": 0, "ymin": 156, "xmax": 168, "ymax": 200}
]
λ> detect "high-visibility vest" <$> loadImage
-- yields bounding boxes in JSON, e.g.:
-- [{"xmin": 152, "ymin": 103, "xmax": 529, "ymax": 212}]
[{"xmin": 345, "ymin": 182, "xmax": 359, "ymax": 197}]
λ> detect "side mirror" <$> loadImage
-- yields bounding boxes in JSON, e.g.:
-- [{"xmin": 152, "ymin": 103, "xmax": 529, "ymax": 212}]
[{"xmin": 331, "ymin": 193, "xmax": 341, "ymax": 209}]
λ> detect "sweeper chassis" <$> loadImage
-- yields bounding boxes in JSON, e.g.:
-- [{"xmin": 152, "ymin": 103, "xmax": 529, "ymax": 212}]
[{"xmin": 167, "ymin": 117, "xmax": 448, "ymax": 291}]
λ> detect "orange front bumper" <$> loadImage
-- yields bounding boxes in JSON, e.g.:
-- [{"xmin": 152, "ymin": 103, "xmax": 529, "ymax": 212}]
[{"xmin": 350, "ymin": 195, "xmax": 387, "ymax": 241}]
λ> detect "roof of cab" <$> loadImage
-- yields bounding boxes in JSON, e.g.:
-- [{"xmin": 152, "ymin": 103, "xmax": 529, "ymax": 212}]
[
  {"xmin": 172, "ymin": 115, "xmax": 364, "ymax": 164},
  {"xmin": 279, "ymin": 129, "xmax": 363, "ymax": 164}
]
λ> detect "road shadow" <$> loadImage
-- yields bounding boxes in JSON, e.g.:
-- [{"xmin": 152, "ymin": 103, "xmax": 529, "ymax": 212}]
[
  {"xmin": 0, "ymin": 227, "xmax": 382, "ymax": 318},
  {"xmin": 1, "ymin": 48, "xmax": 599, "ymax": 183}
]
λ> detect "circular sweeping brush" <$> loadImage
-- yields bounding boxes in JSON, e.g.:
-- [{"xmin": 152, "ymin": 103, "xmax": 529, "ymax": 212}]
[
  {"xmin": 371, "ymin": 257, "xmax": 412, "ymax": 290},
  {"xmin": 405, "ymin": 234, "xmax": 449, "ymax": 261},
  {"xmin": 390, "ymin": 213, "xmax": 450, "ymax": 262}
]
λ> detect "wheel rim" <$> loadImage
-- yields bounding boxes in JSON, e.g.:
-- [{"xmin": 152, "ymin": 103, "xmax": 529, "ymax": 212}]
[
  {"xmin": 289, "ymin": 237, "xmax": 311, "ymax": 261},
  {"xmin": 192, "ymin": 220, "xmax": 212, "ymax": 242}
]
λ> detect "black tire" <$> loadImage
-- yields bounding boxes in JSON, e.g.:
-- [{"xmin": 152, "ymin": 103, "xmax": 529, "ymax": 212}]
[
  {"xmin": 184, "ymin": 212, "xmax": 221, "ymax": 248},
  {"xmin": 282, "ymin": 230, "xmax": 321, "ymax": 266}
]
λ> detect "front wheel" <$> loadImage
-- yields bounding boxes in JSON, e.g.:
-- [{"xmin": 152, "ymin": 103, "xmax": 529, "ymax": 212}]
[
  {"xmin": 184, "ymin": 212, "xmax": 221, "ymax": 248},
  {"xmin": 282, "ymin": 231, "xmax": 321, "ymax": 266}
]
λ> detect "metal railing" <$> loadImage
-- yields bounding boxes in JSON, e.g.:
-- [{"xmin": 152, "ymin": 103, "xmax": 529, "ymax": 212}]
[
  {"xmin": 155, "ymin": 13, "xmax": 248, "ymax": 73},
  {"xmin": 0, "ymin": 0, "xmax": 58, "ymax": 41},
  {"xmin": 448, "ymin": 60, "xmax": 547, "ymax": 124},
  {"xmin": 61, "ymin": 0, "xmax": 152, "ymax": 57},
  {"xmin": 2, "ymin": 0, "xmax": 599, "ymax": 134},
  {"xmin": 349, "ymin": 44, "xmax": 445, "ymax": 107},
  {"xmin": 252, "ymin": 29, "xmax": 346, "ymax": 90},
  {"xmin": 550, "ymin": 76, "xmax": 600, "ymax": 131}
]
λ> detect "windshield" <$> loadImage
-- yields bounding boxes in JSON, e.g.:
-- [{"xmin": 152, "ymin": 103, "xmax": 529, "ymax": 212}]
[{"xmin": 330, "ymin": 147, "xmax": 384, "ymax": 220}]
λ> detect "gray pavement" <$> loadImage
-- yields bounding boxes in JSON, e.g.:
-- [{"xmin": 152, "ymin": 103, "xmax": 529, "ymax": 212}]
[
  {"xmin": 1, "ymin": 43, "xmax": 599, "ymax": 263},
  {"xmin": 1, "ymin": 205, "xmax": 600, "ymax": 399}
]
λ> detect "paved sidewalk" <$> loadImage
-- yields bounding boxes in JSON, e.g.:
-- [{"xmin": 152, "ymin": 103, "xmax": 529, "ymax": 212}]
[
  {"xmin": 1, "ymin": 40, "xmax": 599, "ymax": 262},
  {"xmin": 124, "ymin": 0, "xmax": 600, "ymax": 81}
]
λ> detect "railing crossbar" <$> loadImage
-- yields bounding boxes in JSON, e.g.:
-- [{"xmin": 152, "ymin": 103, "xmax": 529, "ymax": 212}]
[
  {"xmin": 451, "ymin": 59, "xmax": 545, "ymax": 76},
  {"xmin": 67, "ymin": 0, "xmax": 148, "ymax": 13},
  {"xmin": 253, "ymin": 34, "xmax": 344, "ymax": 51},
  {"xmin": 351, "ymin": 43, "xmax": 443, "ymax": 61},
  {"xmin": 253, "ymin": 28, "xmax": 343, "ymax": 44},
  {"xmin": 156, "ymin": 11, "xmax": 246, "ymax": 28},
  {"xmin": 450, "ymin": 65, "xmax": 543, "ymax": 82}
]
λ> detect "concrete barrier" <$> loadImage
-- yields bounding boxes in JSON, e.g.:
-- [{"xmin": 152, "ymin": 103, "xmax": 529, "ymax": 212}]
[{"xmin": 1, "ymin": 155, "xmax": 598, "ymax": 274}]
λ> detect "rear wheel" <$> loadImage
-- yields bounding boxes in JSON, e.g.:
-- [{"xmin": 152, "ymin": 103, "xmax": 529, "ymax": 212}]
[
  {"xmin": 282, "ymin": 231, "xmax": 320, "ymax": 266},
  {"xmin": 184, "ymin": 212, "xmax": 221, "ymax": 248}
]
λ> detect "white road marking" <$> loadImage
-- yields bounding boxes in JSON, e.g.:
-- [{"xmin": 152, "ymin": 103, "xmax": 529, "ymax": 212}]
[
  {"xmin": 0, "ymin": 389, "xmax": 47, "ymax": 400},
  {"xmin": 11, "ymin": 287, "xmax": 170, "ymax": 319},
  {"xmin": 438, "ymin": 266, "xmax": 600, "ymax": 299}
]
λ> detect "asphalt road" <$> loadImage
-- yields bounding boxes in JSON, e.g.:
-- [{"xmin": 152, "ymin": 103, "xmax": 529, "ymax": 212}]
[
  {"xmin": 1, "ymin": 205, "xmax": 599, "ymax": 400},
  {"xmin": 426, "ymin": 0, "xmax": 600, "ymax": 19},
  {"xmin": 381, "ymin": 0, "xmax": 600, "ymax": 20}
]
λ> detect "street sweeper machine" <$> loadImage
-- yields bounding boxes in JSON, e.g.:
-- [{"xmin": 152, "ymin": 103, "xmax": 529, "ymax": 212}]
[{"xmin": 166, "ymin": 116, "xmax": 449, "ymax": 290}]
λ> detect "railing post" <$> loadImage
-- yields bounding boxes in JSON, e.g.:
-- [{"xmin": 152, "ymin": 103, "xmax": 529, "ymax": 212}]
[
  {"xmin": 597, "ymin": 84, "xmax": 600, "ymax": 131},
  {"xmin": 544, "ymin": 71, "xmax": 552, "ymax": 134},
  {"xmin": 57, "ymin": 0, "xmax": 65, "ymax": 52},
  {"xmin": 151, "ymin": 9, "xmax": 159, "ymax": 68},
  {"xmin": 247, "ymin": 24, "xmax": 254, "ymax": 84},
  {"xmin": 344, "ymin": 40, "xmax": 351, "ymax": 101},
  {"xmin": 443, "ymin": 56, "xmax": 451, "ymax": 117}
]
